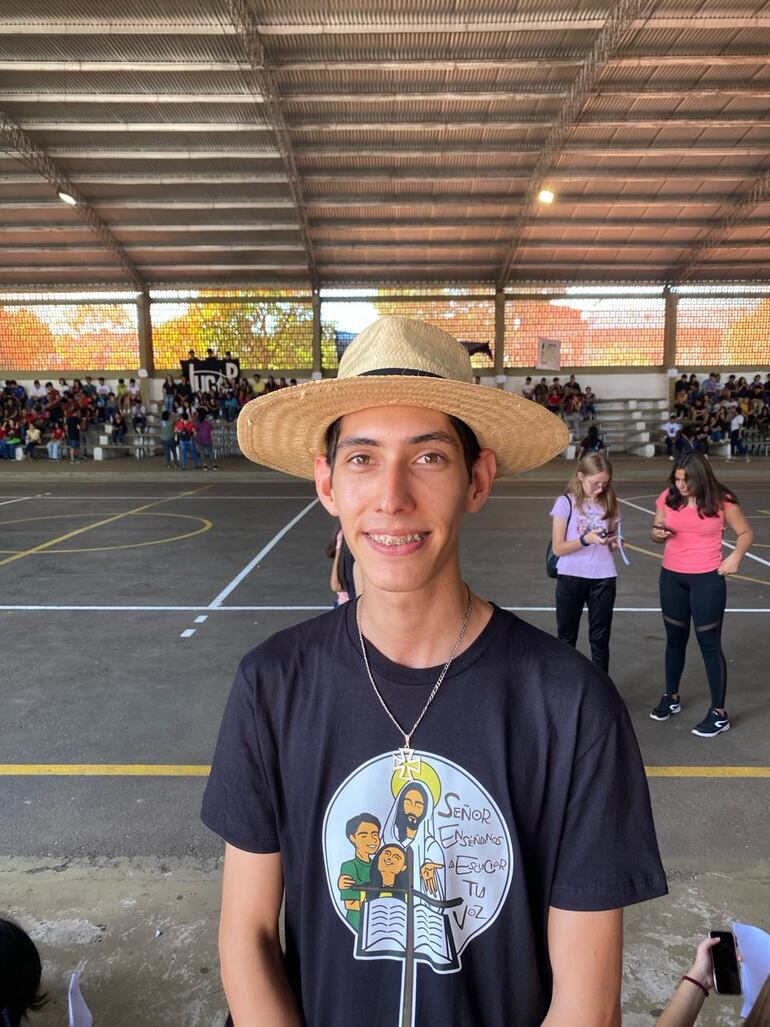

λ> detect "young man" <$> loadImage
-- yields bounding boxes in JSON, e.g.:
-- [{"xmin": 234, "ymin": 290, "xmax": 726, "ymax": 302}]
[{"xmin": 202, "ymin": 317, "xmax": 667, "ymax": 1027}]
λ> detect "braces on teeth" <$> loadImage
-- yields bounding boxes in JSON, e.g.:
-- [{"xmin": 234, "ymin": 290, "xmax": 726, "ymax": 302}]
[{"xmin": 370, "ymin": 533, "xmax": 425, "ymax": 545}]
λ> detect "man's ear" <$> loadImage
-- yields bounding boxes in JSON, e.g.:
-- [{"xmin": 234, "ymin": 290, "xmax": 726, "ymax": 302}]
[
  {"xmin": 465, "ymin": 448, "xmax": 496, "ymax": 513},
  {"xmin": 314, "ymin": 454, "xmax": 339, "ymax": 516}
]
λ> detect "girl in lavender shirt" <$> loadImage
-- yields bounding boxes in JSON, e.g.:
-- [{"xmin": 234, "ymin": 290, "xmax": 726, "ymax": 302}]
[{"xmin": 550, "ymin": 453, "xmax": 620, "ymax": 673}]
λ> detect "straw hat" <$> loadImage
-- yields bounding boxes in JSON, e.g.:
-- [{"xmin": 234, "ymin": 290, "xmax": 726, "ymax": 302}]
[{"xmin": 237, "ymin": 316, "xmax": 568, "ymax": 478}]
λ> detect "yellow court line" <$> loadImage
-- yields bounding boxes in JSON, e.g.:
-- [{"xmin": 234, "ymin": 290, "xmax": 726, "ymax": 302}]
[
  {"xmin": 645, "ymin": 766, "xmax": 770, "ymax": 778},
  {"xmin": 0, "ymin": 764, "xmax": 767, "ymax": 778},
  {"xmin": 623, "ymin": 542, "xmax": 770, "ymax": 587},
  {"xmin": 0, "ymin": 485, "xmax": 210, "ymax": 568}
]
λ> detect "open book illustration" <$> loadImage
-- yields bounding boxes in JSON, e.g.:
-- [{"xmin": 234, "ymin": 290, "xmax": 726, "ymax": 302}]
[{"xmin": 357, "ymin": 896, "xmax": 459, "ymax": 971}]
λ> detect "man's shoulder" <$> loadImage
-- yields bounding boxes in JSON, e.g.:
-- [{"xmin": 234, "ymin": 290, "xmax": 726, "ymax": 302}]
[
  {"xmin": 493, "ymin": 609, "xmax": 624, "ymax": 712},
  {"xmin": 237, "ymin": 606, "xmax": 345, "ymax": 678}
]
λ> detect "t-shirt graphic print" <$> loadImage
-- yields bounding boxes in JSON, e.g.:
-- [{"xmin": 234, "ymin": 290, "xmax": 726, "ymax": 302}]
[{"xmin": 323, "ymin": 749, "xmax": 513, "ymax": 1027}]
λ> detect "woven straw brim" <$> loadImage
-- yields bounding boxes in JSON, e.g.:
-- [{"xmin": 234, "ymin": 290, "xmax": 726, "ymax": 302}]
[{"xmin": 237, "ymin": 376, "xmax": 569, "ymax": 479}]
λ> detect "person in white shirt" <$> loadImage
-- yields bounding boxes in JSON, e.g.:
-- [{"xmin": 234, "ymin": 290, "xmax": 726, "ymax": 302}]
[
  {"xmin": 729, "ymin": 412, "xmax": 749, "ymax": 460},
  {"xmin": 27, "ymin": 380, "xmax": 47, "ymax": 408},
  {"xmin": 662, "ymin": 414, "xmax": 682, "ymax": 459}
]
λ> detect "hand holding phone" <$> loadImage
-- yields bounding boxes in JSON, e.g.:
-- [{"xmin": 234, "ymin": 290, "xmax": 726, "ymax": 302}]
[{"xmin": 710, "ymin": 930, "xmax": 742, "ymax": 995}]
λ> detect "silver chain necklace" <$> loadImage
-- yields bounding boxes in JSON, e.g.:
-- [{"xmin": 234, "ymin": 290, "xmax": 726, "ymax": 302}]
[{"xmin": 356, "ymin": 584, "xmax": 472, "ymax": 778}]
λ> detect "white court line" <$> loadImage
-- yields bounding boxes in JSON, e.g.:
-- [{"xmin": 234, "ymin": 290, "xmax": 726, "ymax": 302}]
[
  {"xmin": 194, "ymin": 614, "xmax": 208, "ymax": 623},
  {"xmin": 0, "ymin": 496, "xmax": 32, "ymax": 508},
  {"xmin": 0, "ymin": 494, "xmax": 316, "ymax": 501},
  {"xmin": 620, "ymin": 497, "xmax": 770, "ymax": 569},
  {"xmin": 207, "ymin": 498, "xmax": 319, "ymax": 609},
  {"xmin": 180, "ymin": 628, "xmax": 196, "ymax": 638},
  {"xmin": 0, "ymin": 604, "xmax": 768, "ymax": 614}
]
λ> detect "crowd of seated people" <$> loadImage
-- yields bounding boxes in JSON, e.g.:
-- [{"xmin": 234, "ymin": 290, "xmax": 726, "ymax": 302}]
[
  {"xmin": 0, "ymin": 367, "xmax": 301, "ymax": 463},
  {"xmin": 161, "ymin": 372, "xmax": 298, "ymax": 421},
  {"xmin": 663, "ymin": 371, "xmax": 770, "ymax": 460},
  {"xmin": 522, "ymin": 374, "xmax": 598, "ymax": 434}
]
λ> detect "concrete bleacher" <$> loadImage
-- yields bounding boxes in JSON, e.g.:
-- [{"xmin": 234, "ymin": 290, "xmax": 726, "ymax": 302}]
[{"xmin": 563, "ymin": 397, "xmax": 668, "ymax": 458}]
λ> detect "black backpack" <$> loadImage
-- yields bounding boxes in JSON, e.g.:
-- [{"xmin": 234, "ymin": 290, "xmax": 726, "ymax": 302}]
[{"xmin": 545, "ymin": 494, "xmax": 573, "ymax": 579}]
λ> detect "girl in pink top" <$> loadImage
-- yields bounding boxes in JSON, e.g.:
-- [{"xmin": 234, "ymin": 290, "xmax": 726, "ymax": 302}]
[{"xmin": 649, "ymin": 453, "xmax": 753, "ymax": 737}]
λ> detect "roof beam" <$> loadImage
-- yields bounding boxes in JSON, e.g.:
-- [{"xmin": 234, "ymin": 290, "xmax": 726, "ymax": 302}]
[
  {"xmin": 227, "ymin": 0, "xmax": 318, "ymax": 287},
  {"xmin": 0, "ymin": 167, "xmax": 758, "ymax": 185},
  {"xmin": 0, "ymin": 172, "xmax": 289, "ymax": 185},
  {"xmin": 262, "ymin": 16, "xmax": 770, "ymax": 33},
  {"xmin": 94, "ymin": 199, "xmax": 297, "ymax": 210},
  {"xmin": 274, "ymin": 55, "xmax": 770, "ymax": 71},
  {"xmin": 0, "ymin": 92, "xmax": 264, "ymax": 104},
  {"xmin": 281, "ymin": 83, "xmax": 770, "ymax": 101},
  {"xmin": 301, "ymin": 193, "xmax": 740, "ymax": 208},
  {"xmin": 0, "ymin": 242, "xmax": 307, "ymax": 253},
  {"xmin": 6, "ymin": 54, "xmax": 768, "ymax": 74},
  {"xmin": 13, "ymin": 84, "xmax": 770, "ymax": 106},
  {"xmin": 0, "ymin": 109, "xmax": 143, "ymax": 290},
  {"xmin": 312, "ymin": 239, "xmax": 770, "ymax": 252},
  {"xmin": 0, "ymin": 61, "xmax": 252, "ymax": 72},
  {"xmin": 310, "ymin": 217, "xmax": 770, "ymax": 230},
  {"xmin": 289, "ymin": 116, "xmax": 770, "ymax": 131},
  {"xmin": 300, "ymin": 144, "xmax": 770, "ymax": 157},
  {"xmin": 0, "ymin": 222, "xmax": 301, "ymax": 233},
  {"xmin": 302, "ymin": 169, "xmax": 764, "ymax": 181},
  {"xmin": 0, "ymin": 199, "xmax": 294, "ymax": 209},
  {"xmin": 0, "ymin": 19, "xmax": 237, "ymax": 35},
  {"xmin": 11, "ymin": 84, "xmax": 769, "ymax": 105},
  {"xmin": 20, "ymin": 121, "xmax": 272, "ymax": 133},
  {"xmin": 668, "ymin": 169, "xmax": 770, "ymax": 282},
  {"xmin": 3, "ymin": 14, "xmax": 769, "ymax": 33},
  {"xmin": 45, "ymin": 147, "xmax": 282, "ymax": 159}
]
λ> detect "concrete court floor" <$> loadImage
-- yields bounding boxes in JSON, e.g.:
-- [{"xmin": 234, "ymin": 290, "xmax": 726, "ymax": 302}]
[{"xmin": 0, "ymin": 456, "xmax": 768, "ymax": 1026}]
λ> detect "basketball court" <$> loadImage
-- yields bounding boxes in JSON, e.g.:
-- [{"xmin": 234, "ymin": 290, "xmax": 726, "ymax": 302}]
[{"xmin": 1, "ymin": 461, "xmax": 768, "ymax": 1024}]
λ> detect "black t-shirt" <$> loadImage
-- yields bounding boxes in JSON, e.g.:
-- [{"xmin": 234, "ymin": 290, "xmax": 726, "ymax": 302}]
[{"xmin": 202, "ymin": 604, "xmax": 667, "ymax": 1027}]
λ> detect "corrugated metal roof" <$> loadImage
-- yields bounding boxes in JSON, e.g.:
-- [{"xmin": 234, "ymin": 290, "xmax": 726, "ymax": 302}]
[{"xmin": 2, "ymin": 0, "xmax": 770, "ymax": 286}]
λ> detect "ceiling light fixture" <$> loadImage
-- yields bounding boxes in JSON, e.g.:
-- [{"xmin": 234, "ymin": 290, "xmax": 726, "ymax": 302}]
[
  {"xmin": 537, "ymin": 188, "xmax": 555, "ymax": 204},
  {"xmin": 57, "ymin": 190, "xmax": 77, "ymax": 206}
]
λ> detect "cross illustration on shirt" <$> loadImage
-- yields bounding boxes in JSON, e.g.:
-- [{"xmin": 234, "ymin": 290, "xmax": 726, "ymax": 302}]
[{"xmin": 393, "ymin": 747, "xmax": 421, "ymax": 783}]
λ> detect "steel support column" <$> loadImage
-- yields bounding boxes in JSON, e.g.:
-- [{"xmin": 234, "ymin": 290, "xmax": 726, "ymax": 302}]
[
  {"xmin": 494, "ymin": 290, "xmax": 505, "ymax": 385},
  {"xmin": 312, "ymin": 294, "xmax": 322, "ymax": 376},
  {"xmin": 137, "ymin": 293, "xmax": 154, "ymax": 405}
]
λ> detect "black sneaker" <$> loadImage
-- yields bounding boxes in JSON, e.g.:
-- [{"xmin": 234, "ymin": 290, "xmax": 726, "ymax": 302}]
[
  {"xmin": 691, "ymin": 709, "xmax": 730, "ymax": 737},
  {"xmin": 650, "ymin": 695, "xmax": 682, "ymax": 721}
]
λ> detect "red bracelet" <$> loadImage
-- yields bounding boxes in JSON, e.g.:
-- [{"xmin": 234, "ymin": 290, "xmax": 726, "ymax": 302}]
[{"xmin": 682, "ymin": 975, "xmax": 709, "ymax": 997}]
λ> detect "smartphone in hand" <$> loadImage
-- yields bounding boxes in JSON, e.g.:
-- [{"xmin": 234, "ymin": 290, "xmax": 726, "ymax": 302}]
[{"xmin": 710, "ymin": 930, "xmax": 742, "ymax": 995}]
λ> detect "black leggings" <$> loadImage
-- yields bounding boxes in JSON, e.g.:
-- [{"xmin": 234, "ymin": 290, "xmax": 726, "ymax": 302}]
[
  {"xmin": 659, "ymin": 567, "xmax": 727, "ymax": 708},
  {"xmin": 555, "ymin": 574, "xmax": 616, "ymax": 674}
]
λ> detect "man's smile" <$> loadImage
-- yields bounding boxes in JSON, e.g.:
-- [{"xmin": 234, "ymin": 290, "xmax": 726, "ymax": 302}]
[{"xmin": 367, "ymin": 532, "xmax": 427, "ymax": 546}]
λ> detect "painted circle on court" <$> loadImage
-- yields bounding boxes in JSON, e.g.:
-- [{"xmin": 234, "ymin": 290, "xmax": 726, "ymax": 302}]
[{"xmin": 0, "ymin": 512, "xmax": 212, "ymax": 553}]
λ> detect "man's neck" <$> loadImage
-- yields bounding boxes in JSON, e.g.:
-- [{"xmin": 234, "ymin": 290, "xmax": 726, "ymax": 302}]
[{"xmin": 358, "ymin": 577, "xmax": 492, "ymax": 669}]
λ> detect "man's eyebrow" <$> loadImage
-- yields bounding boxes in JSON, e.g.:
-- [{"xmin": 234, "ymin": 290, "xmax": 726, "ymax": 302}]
[
  {"xmin": 337, "ymin": 431, "xmax": 458, "ymax": 449},
  {"xmin": 407, "ymin": 431, "xmax": 458, "ymax": 447},
  {"xmin": 337, "ymin": 435, "xmax": 381, "ymax": 449}
]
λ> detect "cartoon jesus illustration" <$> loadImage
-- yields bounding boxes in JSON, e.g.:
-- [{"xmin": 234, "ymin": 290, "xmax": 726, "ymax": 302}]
[{"xmin": 382, "ymin": 780, "xmax": 445, "ymax": 900}]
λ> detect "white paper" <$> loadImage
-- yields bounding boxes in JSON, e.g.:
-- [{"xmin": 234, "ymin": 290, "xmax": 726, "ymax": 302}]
[
  {"xmin": 733, "ymin": 921, "xmax": 770, "ymax": 1018},
  {"xmin": 68, "ymin": 971, "xmax": 93, "ymax": 1027}
]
